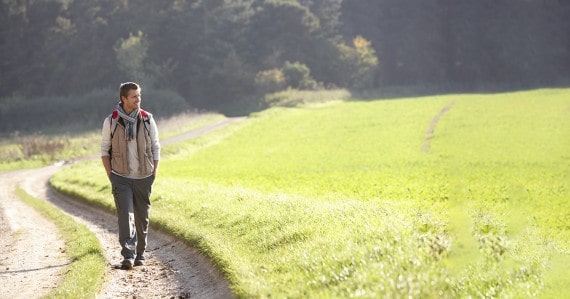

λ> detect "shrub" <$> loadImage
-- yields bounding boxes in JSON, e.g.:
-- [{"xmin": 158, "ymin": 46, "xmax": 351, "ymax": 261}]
[
  {"xmin": 335, "ymin": 36, "xmax": 378, "ymax": 90},
  {"xmin": 282, "ymin": 61, "xmax": 318, "ymax": 90},
  {"xmin": 254, "ymin": 68, "xmax": 287, "ymax": 94},
  {"xmin": 20, "ymin": 134, "xmax": 70, "ymax": 159},
  {"xmin": 0, "ymin": 133, "xmax": 70, "ymax": 162}
]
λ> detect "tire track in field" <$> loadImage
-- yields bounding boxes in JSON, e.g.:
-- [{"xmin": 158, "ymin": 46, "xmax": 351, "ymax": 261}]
[{"xmin": 421, "ymin": 101, "xmax": 456, "ymax": 152}]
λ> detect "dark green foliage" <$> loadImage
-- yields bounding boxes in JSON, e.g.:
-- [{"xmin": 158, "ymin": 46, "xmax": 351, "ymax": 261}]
[
  {"xmin": 0, "ymin": 0, "xmax": 568, "ymax": 121},
  {"xmin": 0, "ymin": 89, "xmax": 191, "ymax": 134},
  {"xmin": 282, "ymin": 61, "xmax": 317, "ymax": 90},
  {"xmin": 341, "ymin": 0, "xmax": 570, "ymax": 89}
]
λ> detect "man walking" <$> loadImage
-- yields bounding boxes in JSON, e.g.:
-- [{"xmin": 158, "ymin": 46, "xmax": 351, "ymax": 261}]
[{"xmin": 101, "ymin": 82, "xmax": 161, "ymax": 270}]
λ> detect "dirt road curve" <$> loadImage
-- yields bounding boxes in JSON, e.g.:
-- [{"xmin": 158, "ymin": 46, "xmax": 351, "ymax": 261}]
[
  {"xmin": 0, "ymin": 117, "xmax": 244, "ymax": 298},
  {"xmin": 0, "ymin": 169, "xmax": 68, "ymax": 299}
]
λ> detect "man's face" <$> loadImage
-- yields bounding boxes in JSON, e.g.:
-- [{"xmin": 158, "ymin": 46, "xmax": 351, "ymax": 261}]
[{"xmin": 121, "ymin": 89, "xmax": 141, "ymax": 112}]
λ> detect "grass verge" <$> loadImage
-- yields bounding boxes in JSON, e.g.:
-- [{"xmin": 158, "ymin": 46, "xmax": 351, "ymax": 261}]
[{"xmin": 15, "ymin": 187, "xmax": 106, "ymax": 298}]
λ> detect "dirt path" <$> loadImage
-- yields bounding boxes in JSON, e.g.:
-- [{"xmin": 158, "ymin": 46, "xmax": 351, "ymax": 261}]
[
  {"xmin": 0, "ymin": 169, "xmax": 68, "ymax": 299},
  {"xmin": 0, "ymin": 117, "xmax": 245, "ymax": 298},
  {"xmin": 162, "ymin": 117, "xmax": 246, "ymax": 146}
]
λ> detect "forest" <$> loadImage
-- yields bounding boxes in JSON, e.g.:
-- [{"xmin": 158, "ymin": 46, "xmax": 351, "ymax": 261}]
[{"xmin": 1, "ymin": 0, "xmax": 569, "ymax": 112}]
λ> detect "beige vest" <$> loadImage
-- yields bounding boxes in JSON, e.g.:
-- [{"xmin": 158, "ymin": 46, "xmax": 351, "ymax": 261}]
[{"xmin": 110, "ymin": 118, "xmax": 154, "ymax": 177}]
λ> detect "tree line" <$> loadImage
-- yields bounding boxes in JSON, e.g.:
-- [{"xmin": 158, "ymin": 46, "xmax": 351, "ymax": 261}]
[{"xmin": 1, "ymin": 0, "xmax": 568, "ymax": 111}]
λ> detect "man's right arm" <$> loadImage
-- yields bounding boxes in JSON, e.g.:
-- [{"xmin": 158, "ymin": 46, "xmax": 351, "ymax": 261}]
[
  {"xmin": 101, "ymin": 117, "xmax": 112, "ymax": 179},
  {"xmin": 101, "ymin": 156, "xmax": 112, "ymax": 179}
]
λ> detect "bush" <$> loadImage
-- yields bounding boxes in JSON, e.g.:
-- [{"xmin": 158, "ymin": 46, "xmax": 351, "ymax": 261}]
[
  {"xmin": 0, "ymin": 133, "xmax": 70, "ymax": 162},
  {"xmin": 20, "ymin": 134, "xmax": 70, "ymax": 159},
  {"xmin": 282, "ymin": 61, "xmax": 318, "ymax": 90},
  {"xmin": 335, "ymin": 36, "xmax": 378, "ymax": 90},
  {"xmin": 254, "ymin": 69, "xmax": 287, "ymax": 94}
]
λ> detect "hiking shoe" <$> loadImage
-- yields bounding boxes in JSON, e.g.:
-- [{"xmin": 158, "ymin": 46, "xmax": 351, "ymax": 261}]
[
  {"xmin": 121, "ymin": 260, "xmax": 134, "ymax": 270},
  {"xmin": 134, "ymin": 254, "xmax": 145, "ymax": 266}
]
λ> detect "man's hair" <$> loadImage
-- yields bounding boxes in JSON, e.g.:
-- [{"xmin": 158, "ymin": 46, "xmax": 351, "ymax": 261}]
[{"xmin": 119, "ymin": 82, "xmax": 141, "ymax": 101}]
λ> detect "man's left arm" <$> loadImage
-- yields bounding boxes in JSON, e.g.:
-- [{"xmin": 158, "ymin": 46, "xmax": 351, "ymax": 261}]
[{"xmin": 150, "ymin": 116, "xmax": 161, "ymax": 177}]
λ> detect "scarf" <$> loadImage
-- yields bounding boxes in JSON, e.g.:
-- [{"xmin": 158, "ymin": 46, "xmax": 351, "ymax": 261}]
[{"xmin": 116, "ymin": 103, "xmax": 140, "ymax": 141}]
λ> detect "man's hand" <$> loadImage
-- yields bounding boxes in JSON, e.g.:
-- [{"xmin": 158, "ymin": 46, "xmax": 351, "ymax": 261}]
[
  {"xmin": 153, "ymin": 160, "xmax": 159, "ymax": 177},
  {"xmin": 101, "ymin": 156, "xmax": 112, "ymax": 181}
]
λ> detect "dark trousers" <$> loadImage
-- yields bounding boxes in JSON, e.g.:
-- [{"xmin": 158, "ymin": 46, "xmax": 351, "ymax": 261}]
[{"xmin": 110, "ymin": 173, "xmax": 155, "ymax": 261}]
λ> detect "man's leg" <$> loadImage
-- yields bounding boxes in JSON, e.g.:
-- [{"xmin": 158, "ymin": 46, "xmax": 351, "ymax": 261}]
[
  {"xmin": 132, "ymin": 175, "xmax": 154, "ymax": 264},
  {"xmin": 111, "ymin": 173, "xmax": 137, "ymax": 267}
]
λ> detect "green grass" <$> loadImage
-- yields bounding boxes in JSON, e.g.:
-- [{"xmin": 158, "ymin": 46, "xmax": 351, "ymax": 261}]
[
  {"xmin": 0, "ymin": 112, "xmax": 225, "ymax": 172},
  {"xmin": 51, "ymin": 88, "xmax": 570, "ymax": 298},
  {"xmin": 15, "ymin": 187, "xmax": 106, "ymax": 298}
]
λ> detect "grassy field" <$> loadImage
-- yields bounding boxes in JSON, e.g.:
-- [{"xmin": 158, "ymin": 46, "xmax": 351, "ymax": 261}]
[
  {"xmin": 0, "ymin": 112, "xmax": 224, "ymax": 172},
  {"xmin": 51, "ymin": 88, "xmax": 570, "ymax": 298}
]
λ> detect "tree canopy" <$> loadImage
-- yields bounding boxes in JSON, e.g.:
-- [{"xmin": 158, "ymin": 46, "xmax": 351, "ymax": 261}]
[{"xmin": 1, "ymin": 0, "xmax": 568, "ymax": 110}]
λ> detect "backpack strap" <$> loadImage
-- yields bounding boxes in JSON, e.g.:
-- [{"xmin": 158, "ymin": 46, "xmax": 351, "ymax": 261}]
[
  {"xmin": 110, "ymin": 109, "xmax": 152, "ymax": 138},
  {"xmin": 140, "ymin": 109, "xmax": 152, "ymax": 134},
  {"xmin": 109, "ymin": 110, "xmax": 119, "ymax": 138}
]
